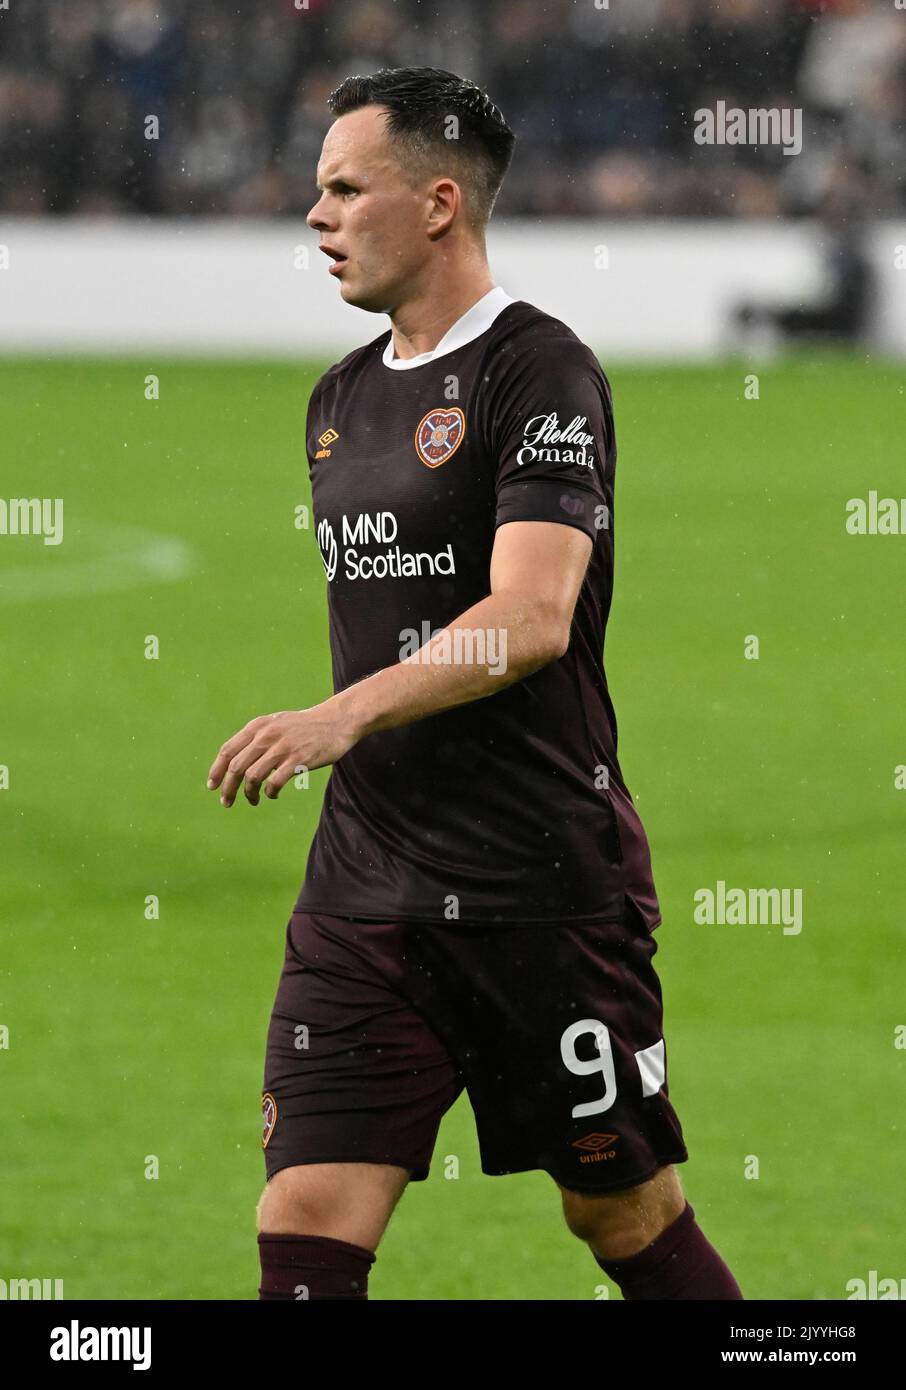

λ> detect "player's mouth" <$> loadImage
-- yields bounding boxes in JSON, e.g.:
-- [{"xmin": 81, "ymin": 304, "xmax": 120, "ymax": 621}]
[{"xmin": 321, "ymin": 245, "xmax": 349, "ymax": 275}]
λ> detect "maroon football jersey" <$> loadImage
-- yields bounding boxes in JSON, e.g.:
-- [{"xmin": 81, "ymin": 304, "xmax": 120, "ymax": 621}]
[{"xmin": 294, "ymin": 293, "xmax": 661, "ymax": 928}]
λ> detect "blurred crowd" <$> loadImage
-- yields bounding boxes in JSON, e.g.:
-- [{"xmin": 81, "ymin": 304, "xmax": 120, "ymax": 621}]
[{"xmin": 0, "ymin": 0, "xmax": 904, "ymax": 219}]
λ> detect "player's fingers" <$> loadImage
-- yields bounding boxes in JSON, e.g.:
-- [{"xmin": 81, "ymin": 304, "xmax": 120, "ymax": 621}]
[
  {"xmin": 220, "ymin": 738, "xmax": 275, "ymax": 807},
  {"xmin": 207, "ymin": 717, "xmax": 269, "ymax": 789},
  {"xmin": 264, "ymin": 760, "xmax": 300, "ymax": 800},
  {"xmin": 243, "ymin": 747, "xmax": 287, "ymax": 806}
]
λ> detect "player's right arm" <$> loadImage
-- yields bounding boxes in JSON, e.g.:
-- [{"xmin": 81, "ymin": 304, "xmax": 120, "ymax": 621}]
[{"xmin": 206, "ymin": 516, "xmax": 592, "ymax": 805}]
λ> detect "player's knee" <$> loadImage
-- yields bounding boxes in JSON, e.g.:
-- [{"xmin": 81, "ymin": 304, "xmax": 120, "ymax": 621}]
[
  {"xmin": 257, "ymin": 1166, "xmax": 339, "ymax": 1236},
  {"xmin": 560, "ymin": 1186, "xmax": 642, "ymax": 1248},
  {"xmin": 560, "ymin": 1189, "xmax": 604, "ymax": 1243},
  {"xmin": 256, "ymin": 1161, "xmax": 410, "ymax": 1246},
  {"xmin": 559, "ymin": 1166, "xmax": 686, "ymax": 1260},
  {"xmin": 561, "ymin": 1193, "xmax": 653, "ymax": 1259}
]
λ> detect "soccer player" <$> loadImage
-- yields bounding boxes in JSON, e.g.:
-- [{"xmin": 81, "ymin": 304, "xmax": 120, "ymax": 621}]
[{"xmin": 207, "ymin": 67, "xmax": 742, "ymax": 1302}]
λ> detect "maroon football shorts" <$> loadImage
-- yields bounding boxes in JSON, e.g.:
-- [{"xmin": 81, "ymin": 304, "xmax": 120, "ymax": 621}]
[{"xmin": 261, "ymin": 897, "xmax": 688, "ymax": 1194}]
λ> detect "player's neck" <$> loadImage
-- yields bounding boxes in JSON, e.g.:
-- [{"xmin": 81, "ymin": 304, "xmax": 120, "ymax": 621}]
[{"xmin": 386, "ymin": 266, "xmax": 495, "ymax": 362}]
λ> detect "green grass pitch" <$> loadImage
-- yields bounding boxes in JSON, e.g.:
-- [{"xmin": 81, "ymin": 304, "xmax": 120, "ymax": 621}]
[{"xmin": 1, "ymin": 353, "xmax": 903, "ymax": 1299}]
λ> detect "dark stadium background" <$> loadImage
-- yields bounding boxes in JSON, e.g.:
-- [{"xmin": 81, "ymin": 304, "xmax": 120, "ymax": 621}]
[{"xmin": 2, "ymin": 0, "xmax": 904, "ymax": 220}]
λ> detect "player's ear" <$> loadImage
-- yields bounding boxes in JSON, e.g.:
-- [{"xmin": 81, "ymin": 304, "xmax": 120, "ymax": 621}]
[{"xmin": 426, "ymin": 177, "xmax": 459, "ymax": 240}]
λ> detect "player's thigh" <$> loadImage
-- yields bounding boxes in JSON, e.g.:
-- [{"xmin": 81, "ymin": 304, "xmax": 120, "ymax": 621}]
[
  {"xmin": 421, "ymin": 905, "xmax": 688, "ymax": 1195},
  {"xmin": 257, "ymin": 1160, "xmax": 411, "ymax": 1249},
  {"xmin": 261, "ymin": 912, "xmax": 462, "ymax": 1195},
  {"xmin": 556, "ymin": 1163, "xmax": 686, "ymax": 1257}
]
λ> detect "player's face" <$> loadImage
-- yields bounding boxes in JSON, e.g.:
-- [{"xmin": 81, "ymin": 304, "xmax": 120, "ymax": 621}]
[{"xmin": 307, "ymin": 106, "xmax": 434, "ymax": 313}]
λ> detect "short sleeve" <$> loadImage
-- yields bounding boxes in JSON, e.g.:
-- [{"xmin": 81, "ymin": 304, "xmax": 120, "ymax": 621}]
[
  {"xmin": 305, "ymin": 376, "xmax": 326, "ymax": 476},
  {"xmin": 485, "ymin": 332, "xmax": 613, "ymax": 542}
]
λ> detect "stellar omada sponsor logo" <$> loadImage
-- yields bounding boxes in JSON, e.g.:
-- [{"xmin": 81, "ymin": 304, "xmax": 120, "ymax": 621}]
[
  {"xmin": 517, "ymin": 412, "xmax": 596, "ymax": 470},
  {"xmin": 317, "ymin": 510, "xmax": 455, "ymax": 582}
]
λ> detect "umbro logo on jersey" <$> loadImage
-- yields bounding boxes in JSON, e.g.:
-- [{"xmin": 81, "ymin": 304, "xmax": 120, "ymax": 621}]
[
  {"xmin": 415, "ymin": 407, "xmax": 465, "ymax": 469},
  {"xmin": 316, "ymin": 426, "xmax": 339, "ymax": 459}
]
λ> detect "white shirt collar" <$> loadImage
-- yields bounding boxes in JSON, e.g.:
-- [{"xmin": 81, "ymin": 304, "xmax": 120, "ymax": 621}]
[{"xmin": 382, "ymin": 285, "xmax": 516, "ymax": 370}]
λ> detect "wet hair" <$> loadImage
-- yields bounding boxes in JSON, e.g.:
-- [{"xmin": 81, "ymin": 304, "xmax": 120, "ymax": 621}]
[{"xmin": 327, "ymin": 66, "xmax": 516, "ymax": 231}]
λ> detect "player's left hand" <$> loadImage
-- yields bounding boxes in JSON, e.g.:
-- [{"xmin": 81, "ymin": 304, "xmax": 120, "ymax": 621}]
[{"xmin": 206, "ymin": 704, "xmax": 357, "ymax": 806}]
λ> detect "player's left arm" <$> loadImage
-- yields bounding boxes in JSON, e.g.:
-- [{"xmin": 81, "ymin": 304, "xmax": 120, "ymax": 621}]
[{"xmin": 207, "ymin": 519, "xmax": 592, "ymax": 806}]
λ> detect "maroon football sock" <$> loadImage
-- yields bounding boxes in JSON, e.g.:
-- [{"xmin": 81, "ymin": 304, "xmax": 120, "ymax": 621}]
[
  {"xmin": 595, "ymin": 1201, "xmax": 743, "ymax": 1300},
  {"xmin": 258, "ymin": 1233, "xmax": 376, "ymax": 1300}
]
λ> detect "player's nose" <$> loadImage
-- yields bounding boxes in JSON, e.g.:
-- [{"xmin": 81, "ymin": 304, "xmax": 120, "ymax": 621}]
[{"xmin": 307, "ymin": 195, "xmax": 332, "ymax": 231}]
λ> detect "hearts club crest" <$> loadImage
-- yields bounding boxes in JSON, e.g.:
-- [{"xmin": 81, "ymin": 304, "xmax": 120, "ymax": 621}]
[
  {"xmin": 415, "ymin": 407, "xmax": 465, "ymax": 469},
  {"xmin": 261, "ymin": 1092, "xmax": 277, "ymax": 1148}
]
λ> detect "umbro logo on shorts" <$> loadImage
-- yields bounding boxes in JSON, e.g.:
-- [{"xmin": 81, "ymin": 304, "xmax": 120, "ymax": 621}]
[{"xmin": 572, "ymin": 1132, "xmax": 619, "ymax": 1153}]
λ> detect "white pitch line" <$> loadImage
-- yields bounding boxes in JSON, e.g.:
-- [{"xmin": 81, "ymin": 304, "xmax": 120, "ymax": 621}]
[{"xmin": 0, "ymin": 522, "xmax": 196, "ymax": 604}]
